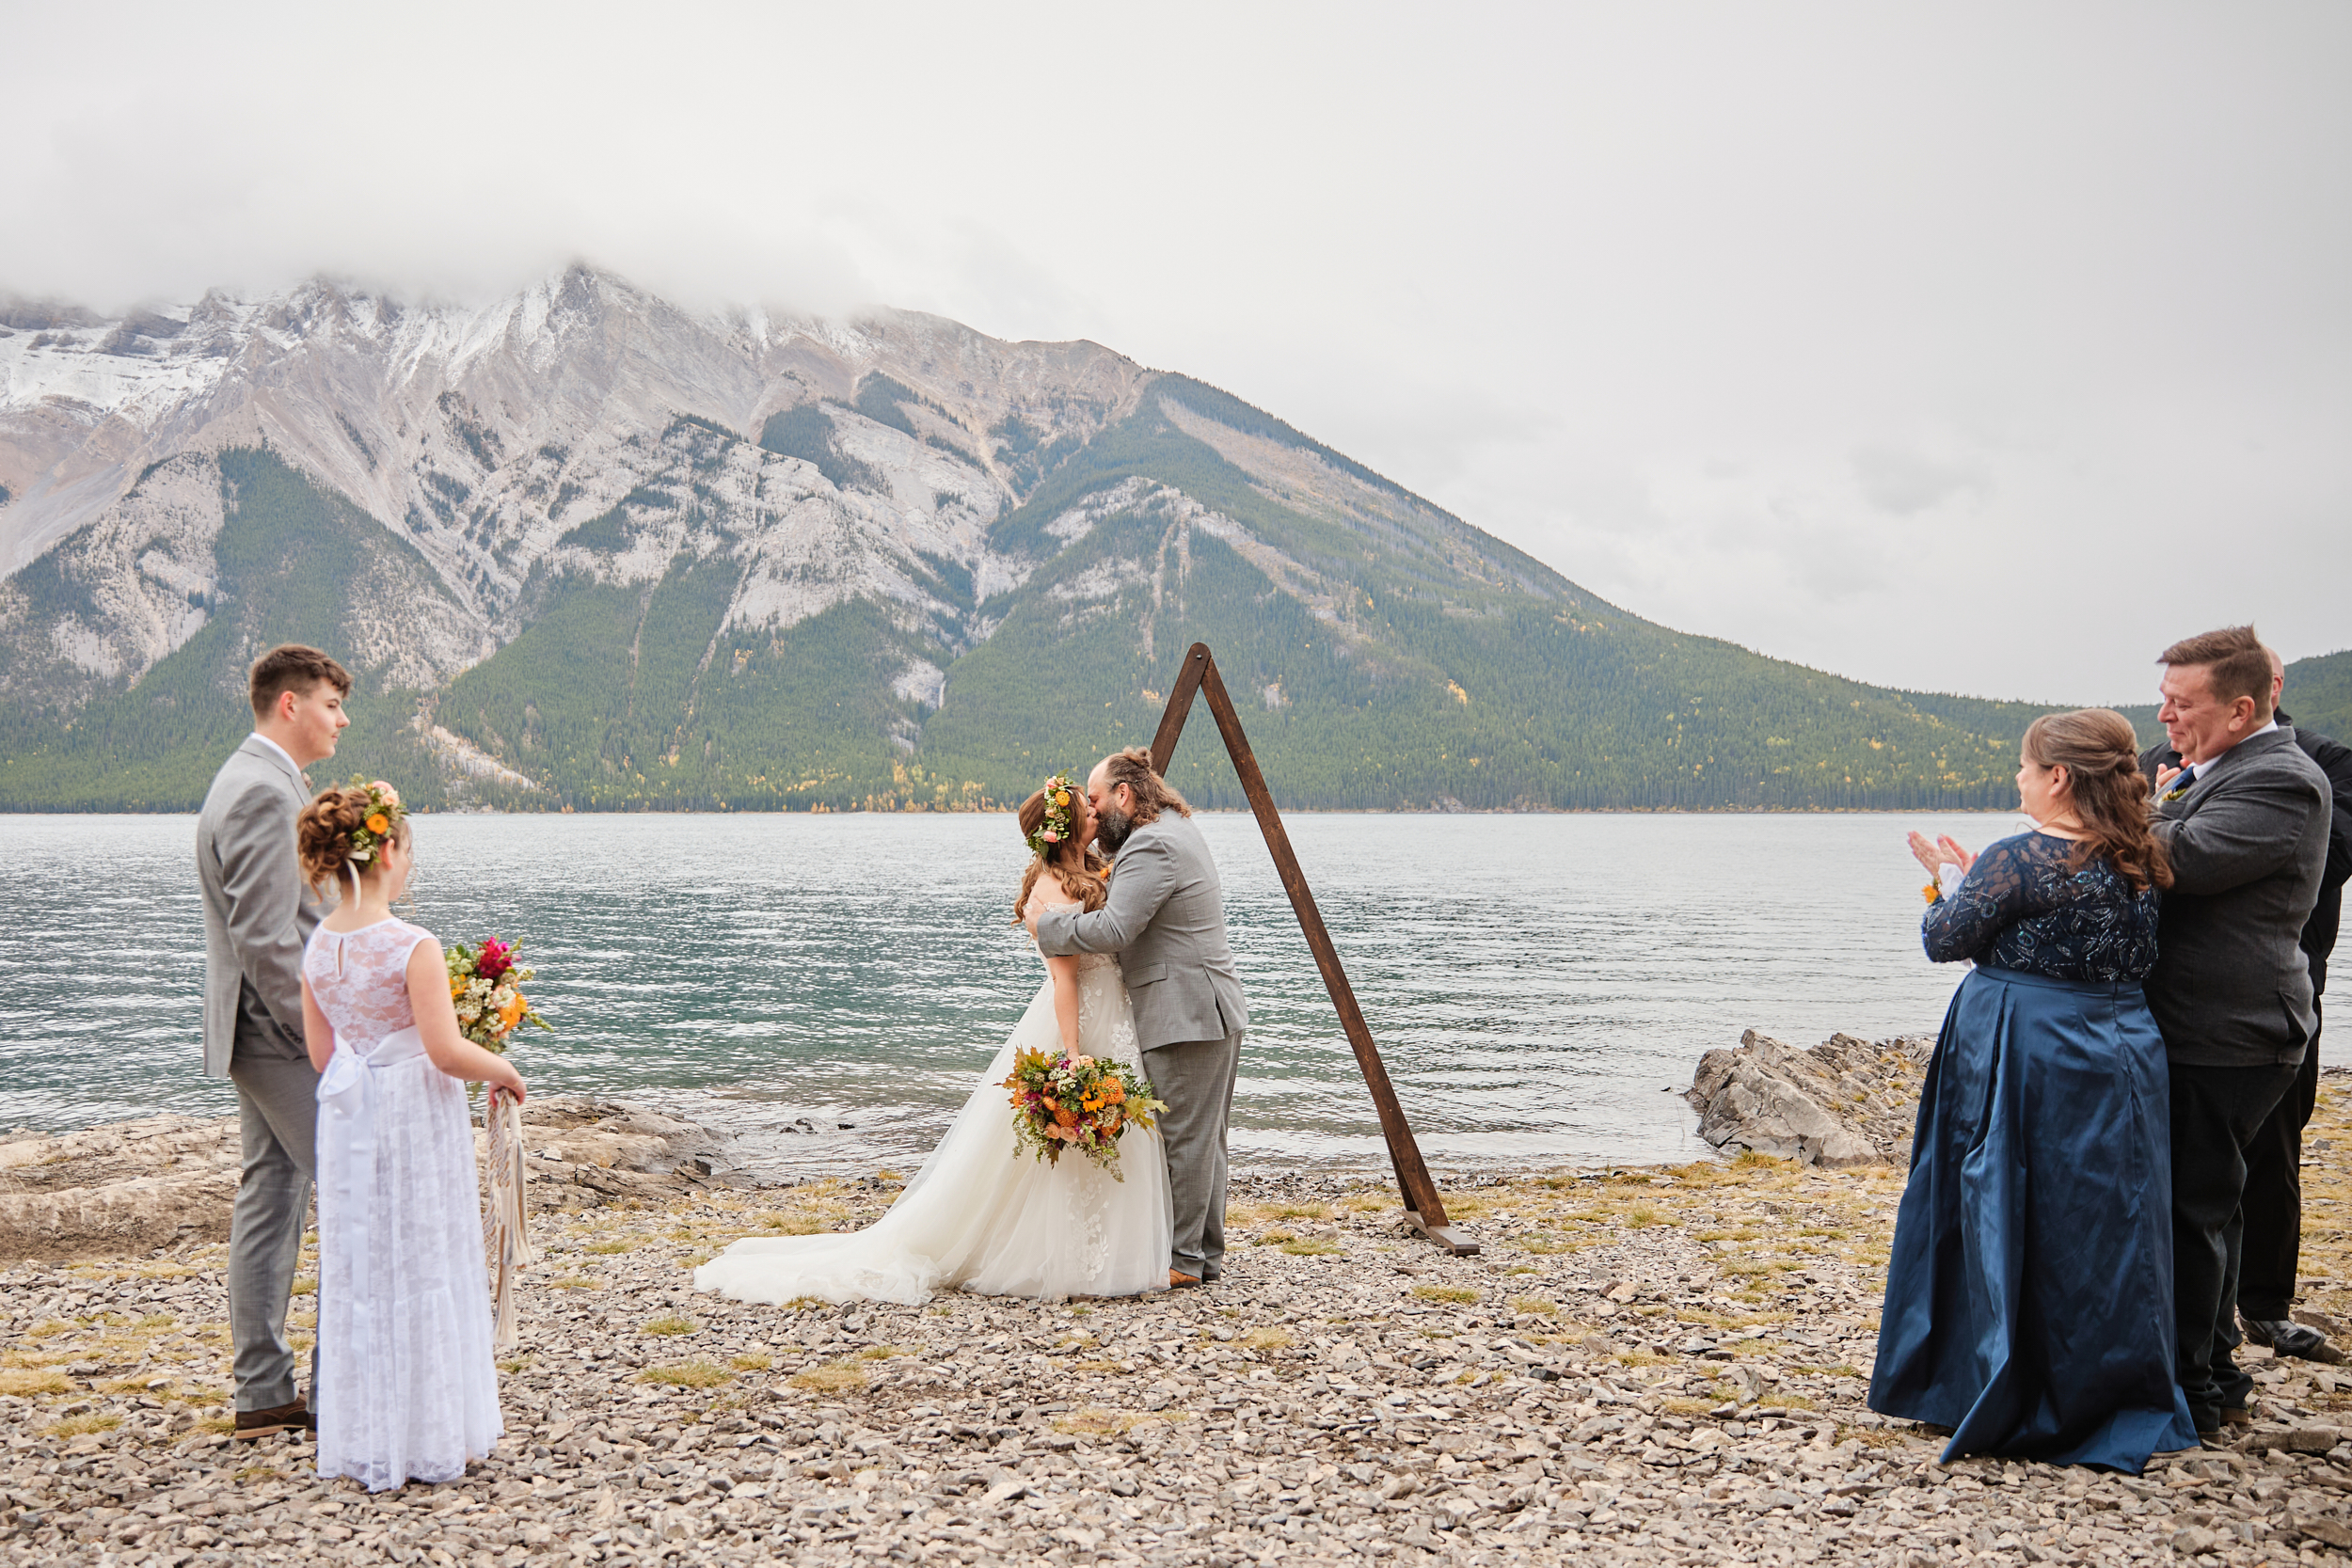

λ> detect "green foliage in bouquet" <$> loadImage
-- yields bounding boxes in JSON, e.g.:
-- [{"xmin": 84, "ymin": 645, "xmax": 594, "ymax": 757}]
[{"xmin": 1000, "ymin": 1046, "xmax": 1167, "ymax": 1181}]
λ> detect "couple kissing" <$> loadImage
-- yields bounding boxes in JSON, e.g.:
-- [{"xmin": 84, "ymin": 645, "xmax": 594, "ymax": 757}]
[{"xmin": 695, "ymin": 746, "xmax": 1250, "ymax": 1305}]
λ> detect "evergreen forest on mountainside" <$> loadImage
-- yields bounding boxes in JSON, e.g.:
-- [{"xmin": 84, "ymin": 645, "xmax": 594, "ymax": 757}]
[{"xmin": 3, "ymin": 387, "xmax": 2341, "ymax": 816}]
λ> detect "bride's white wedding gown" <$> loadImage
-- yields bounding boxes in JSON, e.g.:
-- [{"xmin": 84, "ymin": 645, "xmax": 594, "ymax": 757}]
[{"xmin": 694, "ymin": 949, "xmax": 1173, "ymax": 1305}]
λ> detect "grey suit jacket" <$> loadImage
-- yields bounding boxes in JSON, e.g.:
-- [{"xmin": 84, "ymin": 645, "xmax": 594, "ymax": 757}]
[
  {"xmin": 2143, "ymin": 727, "xmax": 2331, "ymax": 1069},
  {"xmin": 1035, "ymin": 813, "xmax": 1248, "ymax": 1051},
  {"xmin": 197, "ymin": 736, "xmax": 324, "ymax": 1076}
]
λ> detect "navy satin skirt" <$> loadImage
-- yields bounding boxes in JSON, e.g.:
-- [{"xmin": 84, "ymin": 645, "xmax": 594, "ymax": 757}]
[{"xmin": 1867, "ymin": 965, "xmax": 2200, "ymax": 1472}]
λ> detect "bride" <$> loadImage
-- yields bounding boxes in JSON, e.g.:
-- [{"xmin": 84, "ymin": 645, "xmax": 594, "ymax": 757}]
[{"xmin": 694, "ymin": 777, "xmax": 1173, "ymax": 1305}]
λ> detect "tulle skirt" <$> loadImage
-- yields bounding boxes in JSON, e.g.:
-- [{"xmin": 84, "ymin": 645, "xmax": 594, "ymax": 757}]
[{"xmin": 694, "ymin": 964, "xmax": 1172, "ymax": 1305}]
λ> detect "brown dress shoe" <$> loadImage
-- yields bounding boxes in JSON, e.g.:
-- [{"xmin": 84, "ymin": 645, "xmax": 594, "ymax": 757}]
[
  {"xmin": 2220, "ymin": 1406, "xmax": 2253, "ymax": 1429},
  {"xmin": 232, "ymin": 1401, "xmax": 315, "ymax": 1440},
  {"xmin": 1168, "ymin": 1269, "xmax": 1202, "ymax": 1289}
]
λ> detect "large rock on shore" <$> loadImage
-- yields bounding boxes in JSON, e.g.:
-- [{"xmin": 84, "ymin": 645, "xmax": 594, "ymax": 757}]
[
  {"xmin": 1685, "ymin": 1028, "xmax": 1932, "ymax": 1168},
  {"xmin": 0, "ymin": 1097, "xmax": 735, "ymax": 1261}
]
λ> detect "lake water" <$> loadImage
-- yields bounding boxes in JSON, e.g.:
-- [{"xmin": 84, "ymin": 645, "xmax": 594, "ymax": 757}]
[{"xmin": 7, "ymin": 809, "xmax": 2254, "ymax": 1180}]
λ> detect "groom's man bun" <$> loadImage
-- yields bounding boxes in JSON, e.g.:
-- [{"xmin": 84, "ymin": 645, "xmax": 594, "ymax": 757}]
[
  {"xmin": 1101, "ymin": 745, "xmax": 1191, "ymax": 824},
  {"xmin": 250, "ymin": 644, "xmax": 353, "ymax": 717}
]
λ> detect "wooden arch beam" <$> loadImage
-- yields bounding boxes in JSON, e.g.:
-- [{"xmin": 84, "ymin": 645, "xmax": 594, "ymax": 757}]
[{"xmin": 1147, "ymin": 642, "xmax": 1475, "ymax": 1256}]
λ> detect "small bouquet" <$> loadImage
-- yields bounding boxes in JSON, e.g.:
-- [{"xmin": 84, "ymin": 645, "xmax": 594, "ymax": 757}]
[
  {"xmin": 448, "ymin": 936, "xmax": 551, "ymax": 1055},
  {"xmin": 1002, "ymin": 1047, "xmax": 1167, "ymax": 1180}
]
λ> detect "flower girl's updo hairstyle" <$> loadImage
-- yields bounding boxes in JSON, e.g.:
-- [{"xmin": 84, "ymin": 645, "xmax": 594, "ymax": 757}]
[
  {"xmin": 298, "ymin": 781, "xmax": 412, "ymax": 894},
  {"xmin": 1012, "ymin": 775, "xmax": 1108, "ymax": 923}
]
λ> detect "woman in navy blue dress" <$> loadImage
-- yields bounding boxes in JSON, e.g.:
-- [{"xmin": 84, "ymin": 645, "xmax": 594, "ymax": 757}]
[{"xmin": 1868, "ymin": 707, "xmax": 2200, "ymax": 1471}]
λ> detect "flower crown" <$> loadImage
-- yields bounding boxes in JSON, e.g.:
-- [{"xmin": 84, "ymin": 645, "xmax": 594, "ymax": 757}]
[
  {"xmin": 1026, "ymin": 773, "xmax": 1080, "ymax": 858},
  {"xmin": 344, "ymin": 776, "xmax": 407, "ymax": 868}
]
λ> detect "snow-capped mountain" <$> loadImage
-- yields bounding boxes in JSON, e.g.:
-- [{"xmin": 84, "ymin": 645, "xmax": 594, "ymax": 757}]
[
  {"xmin": 0, "ymin": 266, "xmax": 2052, "ymax": 814},
  {"xmin": 0, "ymin": 265, "xmax": 1147, "ymax": 713}
]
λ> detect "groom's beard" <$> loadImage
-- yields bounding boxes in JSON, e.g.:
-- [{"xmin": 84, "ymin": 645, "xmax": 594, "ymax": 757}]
[{"xmin": 1094, "ymin": 803, "xmax": 1136, "ymax": 855}]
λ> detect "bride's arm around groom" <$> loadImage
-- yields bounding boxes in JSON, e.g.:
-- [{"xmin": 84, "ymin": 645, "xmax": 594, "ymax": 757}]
[{"xmin": 1029, "ymin": 747, "xmax": 1248, "ymax": 1287}]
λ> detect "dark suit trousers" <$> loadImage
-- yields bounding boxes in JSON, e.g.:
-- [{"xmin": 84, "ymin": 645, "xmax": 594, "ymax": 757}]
[
  {"xmin": 2170, "ymin": 1060, "xmax": 2300, "ymax": 1427},
  {"xmin": 2236, "ymin": 998, "xmax": 2323, "ymax": 1321}
]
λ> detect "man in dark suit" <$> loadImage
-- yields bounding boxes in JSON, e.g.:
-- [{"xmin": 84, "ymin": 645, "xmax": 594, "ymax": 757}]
[
  {"xmin": 2139, "ymin": 626, "xmax": 2333, "ymax": 1439},
  {"xmin": 2144, "ymin": 646, "xmax": 2352, "ymax": 1364}
]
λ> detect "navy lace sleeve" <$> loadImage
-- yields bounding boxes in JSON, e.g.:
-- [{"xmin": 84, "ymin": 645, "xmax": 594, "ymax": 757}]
[{"xmin": 1920, "ymin": 832, "xmax": 2162, "ymax": 983}]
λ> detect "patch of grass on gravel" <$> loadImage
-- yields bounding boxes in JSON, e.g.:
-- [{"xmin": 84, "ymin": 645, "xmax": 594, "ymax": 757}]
[
  {"xmin": 0, "ymin": 1369, "xmax": 71, "ymax": 1397},
  {"xmin": 1661, "ymin": 1397, "xmax": 1719, "ymax": 1418},
  {"xmin": 584, "ymin": 1240, "xmax": 636, "ymax": 1255},
  {"xmin": 643, "ymin": 1315, "xmax": 698, "ymax": 1337},
  {"xmin": 1411, "ymin": 1285, "xmax": 1480, "ymax": 1305},
  {"xmin": 46, "ymin": 1412, "xmax": 120, "ymax": 1437},
  {"xmin": 1510, "ymin": 1297, "xmax": 1559, "ymax": 1317},
  {"xmin": 791, "ymin": 1359, "xmax": 868, "ymax": 1394},
  {"xmin": 1242, "ymin": 1327, "xmax": 1294, "ymax": 1351},
  {"xmin": 731, "ymin": 1352, "xmax": 773, "ymax": 1371},
  {"xmin": 856, "ymin": 1344, "xmax": 905, "ymax": 1361},
  {"xmin": 1280, "ymin": 1238, "xmax": 1342, "ymax": 1257},
  {"xmin": 639, "ymin": 1361, "xmax": 731, "ymax": 1389},
  {"xmin": 1055, "ymin": 1407, "xmax": 1141, "ymax": 1437}
]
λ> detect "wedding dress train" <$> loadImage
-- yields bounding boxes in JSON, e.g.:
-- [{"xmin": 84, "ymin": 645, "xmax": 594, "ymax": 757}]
[{"xmin": 694, "ymin": 952, "xmax": 1173, "ymax": 1305}]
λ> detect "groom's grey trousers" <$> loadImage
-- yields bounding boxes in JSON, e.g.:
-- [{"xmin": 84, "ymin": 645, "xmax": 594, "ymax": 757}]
[
  {"xmin": 228, "ymin": 1022, "xmax": 320, "ymax": 1412},
  {"xmin": 1145, "ymin": 1028, "xmax": 1245, "ymax": 1280}
]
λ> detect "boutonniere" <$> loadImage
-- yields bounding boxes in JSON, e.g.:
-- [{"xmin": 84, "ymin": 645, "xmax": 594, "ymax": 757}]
[{"xmin": 2161, "ymin": 785, "xmax": 2190, "ymax": 802}]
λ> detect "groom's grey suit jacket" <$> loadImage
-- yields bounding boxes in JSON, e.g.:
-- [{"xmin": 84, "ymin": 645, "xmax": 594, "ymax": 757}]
[
  {"xmin": 2143, "ymin": 726, "xmax": 2331, "ymax": 1070},
  {"xmin": 198, "ymin": 736, "xmax": 324, "ymax": 1077},
  {"xmin": 1035, "ymin": 813, "xmax": 1248, "ymax": 1050}
]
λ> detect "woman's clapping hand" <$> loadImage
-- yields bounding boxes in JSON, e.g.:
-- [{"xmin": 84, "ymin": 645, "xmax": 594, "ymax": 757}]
[{"xmin": 1909, "ymin": 831, "xmax": 1975, "ymax": 880}]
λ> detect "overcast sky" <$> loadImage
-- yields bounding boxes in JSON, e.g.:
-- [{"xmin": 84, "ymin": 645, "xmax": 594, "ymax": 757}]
[{"xmin": 6, "ymin": 2, "xmax": 2345, "ymax": 705}]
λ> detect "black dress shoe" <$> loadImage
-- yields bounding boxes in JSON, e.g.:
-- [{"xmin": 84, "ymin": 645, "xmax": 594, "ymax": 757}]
[{"xmin": 2243, "ymin": 1317, "xmax": 2342, "ymax": 1362}]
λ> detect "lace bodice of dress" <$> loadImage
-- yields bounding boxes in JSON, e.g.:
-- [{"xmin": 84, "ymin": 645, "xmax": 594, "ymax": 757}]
[
  {"xmin": 1921, "ymin": 832, "xmax": 2161, "ymax": 983},
  {"xmin": 304, "ymin": 917, "xmax": 432, "ymax": 1055},
  {"xmin": 1023, "ymin": 895, "xmax": 1140, "ymax": 1070}
]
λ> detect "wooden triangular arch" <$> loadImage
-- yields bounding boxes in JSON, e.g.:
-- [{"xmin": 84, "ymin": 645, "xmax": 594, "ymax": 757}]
[{"xmin": 1149, "ymin": 643, "xmax": 1476, "ymax": 1255}]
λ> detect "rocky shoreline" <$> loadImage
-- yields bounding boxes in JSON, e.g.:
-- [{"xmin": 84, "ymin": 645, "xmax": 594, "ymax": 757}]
[{"xmin": 4, "ymin": 1044, "xmax": 2351, "ymax": 1567}]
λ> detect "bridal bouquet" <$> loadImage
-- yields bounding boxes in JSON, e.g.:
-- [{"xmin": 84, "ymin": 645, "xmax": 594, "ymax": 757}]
[
  {"xmin": 447, "ymin": 936, "xmax": 551, "ymax": 1054},
  {"xmin": 1001, "ymin": 1048, "xmax": 1167, "ymax": 1180}
]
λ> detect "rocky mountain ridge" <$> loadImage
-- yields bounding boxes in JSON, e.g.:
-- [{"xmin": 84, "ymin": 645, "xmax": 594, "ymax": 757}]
[{"xmin": 0, "ymin": 267, "xmax": 2125, "ymax": 813}]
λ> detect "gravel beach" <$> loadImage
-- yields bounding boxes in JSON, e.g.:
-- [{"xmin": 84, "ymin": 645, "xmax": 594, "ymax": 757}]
[{"xmin": 6, "ymin": 1078, "xmax": 2352, "ymax": 1567}]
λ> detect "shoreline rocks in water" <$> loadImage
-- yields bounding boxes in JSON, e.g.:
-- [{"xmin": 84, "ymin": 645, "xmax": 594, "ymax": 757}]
[
  {"xmin": 1684, "ymin": 1029, "xmax": 1934, "ymax": 1168},
  {"xmin": 4, "ymin": 1062, "xmax": 2351, "ymax": 1566}
]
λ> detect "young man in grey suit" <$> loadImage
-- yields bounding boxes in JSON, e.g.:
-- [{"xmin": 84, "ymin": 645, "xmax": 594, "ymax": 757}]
[
  {"xmin": 198, "ymin": 644, "xmax": 351, "ymax": 1438},
  {"xmin": 2142, "ymin": 626, "xmax": 2332, "ymax": 1440},
  {"xmin": 1028, "ymin": 747, "xmax": 1248, "ymax": 1290}
]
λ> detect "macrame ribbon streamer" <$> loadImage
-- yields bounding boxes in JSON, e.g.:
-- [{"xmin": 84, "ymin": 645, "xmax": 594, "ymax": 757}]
[{"xmin": 482, "ymin": 1085, "xmax": 535, "ymax": 1353}]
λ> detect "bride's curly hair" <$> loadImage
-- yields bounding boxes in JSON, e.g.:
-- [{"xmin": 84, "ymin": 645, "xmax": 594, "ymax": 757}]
[{"xmin": 1012, "ymin": 784, "xmax": 1108, "ymax": 923}]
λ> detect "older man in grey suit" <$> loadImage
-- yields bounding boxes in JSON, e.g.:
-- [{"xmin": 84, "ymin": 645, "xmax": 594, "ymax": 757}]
[
  {"xmin": 1029, "ymin": 747, "xmax": 1248, "ymax": 1290},
  {"xmin": 198, "ymin": 644, "xmax": 351, "ymax": 1438},
  {"xmin": 2143, "ymin": 625, "xmax": 2332, "ymax": 1440}
]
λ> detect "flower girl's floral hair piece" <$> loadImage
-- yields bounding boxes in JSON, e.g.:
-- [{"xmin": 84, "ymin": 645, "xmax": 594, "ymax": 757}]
[
  {"xmin": 342, "ymin": 777, "xmax": 407, "ymax": 869},
  {"xmin": 1025, "ymin": 773, "xmax": 1080, "ymax": 858},
  {"xmin": 296, "ymin": 777, "xmax": 409, "ymax": 894}
]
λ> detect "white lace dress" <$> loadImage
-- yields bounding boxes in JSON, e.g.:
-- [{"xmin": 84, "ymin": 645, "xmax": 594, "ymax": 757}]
[
  {"xmin": 304, "ymin": 918, "xmax": 503, "ymax": 1491},
  {"xmin": 695, "ymin": 945, "xmax": 1174, "ymax": 1305}
]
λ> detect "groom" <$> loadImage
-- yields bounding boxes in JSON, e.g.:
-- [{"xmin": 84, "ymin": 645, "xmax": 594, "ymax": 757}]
[
  {"xmin": 198, "ymin": 644, "xmax": 351, "ymax": 1437},
  {"xmin": 1029, "ymin": 747, "xmax": 1248, "ymax": 1289}
]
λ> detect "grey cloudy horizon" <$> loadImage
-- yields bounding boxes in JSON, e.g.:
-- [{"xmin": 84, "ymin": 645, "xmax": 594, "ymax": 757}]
[{"xmin": 6, "ymin": 1, "xmax": 2345, "ymax": 707}]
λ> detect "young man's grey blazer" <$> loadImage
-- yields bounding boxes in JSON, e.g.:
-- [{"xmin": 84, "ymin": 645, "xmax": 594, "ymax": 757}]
[
  {"xmin": 1034, "ymin": 812, "xmax": 1248, "ymax": 1279},
  {"xmin": 197, "ymin": 733, "xmax": 326, "ymax": 1412}
]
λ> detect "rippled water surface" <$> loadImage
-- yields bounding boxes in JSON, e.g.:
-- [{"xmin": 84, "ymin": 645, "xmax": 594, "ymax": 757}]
[{"xmin": 0, "ymin": 810, "xmax": 2105, "ymax": 1176}]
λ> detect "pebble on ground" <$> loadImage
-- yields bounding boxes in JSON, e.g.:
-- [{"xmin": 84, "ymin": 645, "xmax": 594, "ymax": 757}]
[{"xmin": 6, "ymin": 1083, "xmax": 2352, "ymax": 1567}]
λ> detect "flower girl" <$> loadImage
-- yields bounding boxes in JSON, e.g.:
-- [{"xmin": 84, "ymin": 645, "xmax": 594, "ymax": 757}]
[{"xmin": 295, "ymin": 781, "xmax": 526, "ymax": 1491}]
